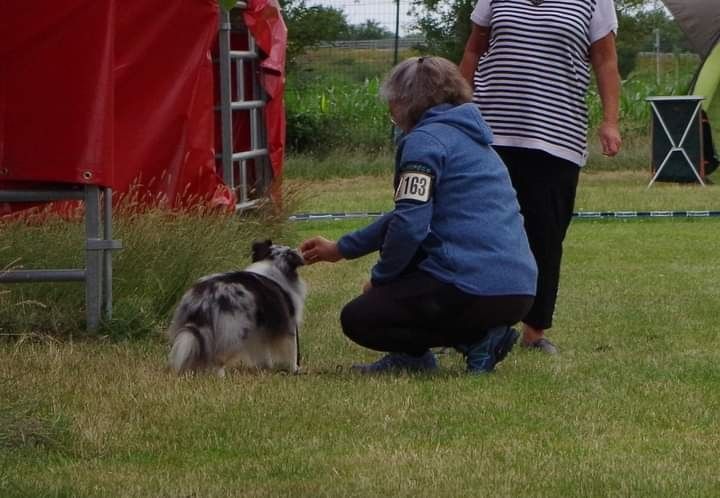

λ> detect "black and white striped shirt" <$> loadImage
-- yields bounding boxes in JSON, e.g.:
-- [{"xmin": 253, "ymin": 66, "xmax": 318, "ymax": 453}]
[{"xmin": 471, "ymin": 0, "xmax": 618, "ymax": 166}]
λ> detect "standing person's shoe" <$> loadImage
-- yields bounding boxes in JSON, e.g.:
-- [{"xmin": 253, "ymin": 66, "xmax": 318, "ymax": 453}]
[
  {"xmin": 351, "ymin": 351, "xmax": 438, "ymax": 374},
  {"xmin": 457, "ymin": 326, "xmax": 519, "ymax": 374},
  {"xmin": 521, "ymin": 338, "xmax": 559, "ymax": 355}
]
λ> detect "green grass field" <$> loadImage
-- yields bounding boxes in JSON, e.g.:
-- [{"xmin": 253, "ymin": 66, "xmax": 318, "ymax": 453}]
[{"xmin": 2, "ymin": 168, "xmax": 720, "ymax": 497}]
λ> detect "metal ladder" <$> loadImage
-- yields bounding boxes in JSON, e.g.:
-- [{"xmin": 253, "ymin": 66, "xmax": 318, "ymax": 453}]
[{"xmin": 217, "ymin": 2, "xmax": 272, "ymax": 210}]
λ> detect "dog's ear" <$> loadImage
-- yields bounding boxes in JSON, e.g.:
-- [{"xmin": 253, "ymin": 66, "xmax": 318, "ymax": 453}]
[{"xmin": 251, "ymin": 239, "xmax": 273, "ymax": 262}]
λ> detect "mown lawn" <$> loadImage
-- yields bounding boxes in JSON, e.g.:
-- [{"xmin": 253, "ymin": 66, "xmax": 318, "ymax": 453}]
[{"xmin": 2, "ymin": 170, "xmax": 719, "ymax": 497}]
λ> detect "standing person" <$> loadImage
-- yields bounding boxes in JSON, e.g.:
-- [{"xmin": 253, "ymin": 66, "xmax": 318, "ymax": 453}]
[
  {"xmin": 300, "ymin": 56, "xmax": 537, "ymax": 374},
  {"xmin": 459, "ymin": 0, "xmax": 622, "ymax": 354}
]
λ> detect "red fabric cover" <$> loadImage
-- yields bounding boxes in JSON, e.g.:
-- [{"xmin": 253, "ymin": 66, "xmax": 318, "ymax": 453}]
[
  {"xmin": 0, "ymin": 0, "xmax": 286, "ymax": 214},
  {"xmin": 113, "ymin": 0, "xmax": 232, "ymax": 208},
  {"xmin": 0, "ymin": 0, "xmax": 115, "ymax": 187}
]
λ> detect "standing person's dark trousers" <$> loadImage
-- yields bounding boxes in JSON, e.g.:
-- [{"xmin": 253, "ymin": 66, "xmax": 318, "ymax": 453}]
[
  {"xmin": 340, "ymin": 271, "xmax": 533, "ymax": 354},
  {"xmin": 494, "ymin": 146, "xmax": 579, "ymax": 331}
]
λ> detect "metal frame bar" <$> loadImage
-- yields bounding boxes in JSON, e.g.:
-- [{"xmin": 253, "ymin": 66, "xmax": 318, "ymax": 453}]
[
  {"xmin": 84, "ymin": 186, "xmax": 102, "ymax": 329},
  {"xmin": 0, "ymin": 189, "xmax": 85, "ymax": 202},
  {"xmin": 218, "ymin": 8, "xmax": 235, "ymax": 188},
  {"xmin": 231, "ymin": 149, "xmax": 268, "ymax": 162},
  {"xmin": 647, "ymin": 97, "xmax": 705, "ymax": 188},
  {"xmin": 0, "ymin": 185, "xmax": 121, "ymax": 330},
  {"xmin": 229, "ymin": 100, "xmax": 264, "ymax": 110},
  {"xmin": 103, "ymin": 188, "xmax": 113, "ymax": 319},
  {"xmin": 0, "ymin": 270, "xmax": 86, "ymax": 282}
]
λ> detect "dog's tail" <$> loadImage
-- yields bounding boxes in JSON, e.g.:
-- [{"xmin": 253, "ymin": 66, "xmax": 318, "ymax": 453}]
[{"xmin": 168, "ymin": 325, "xmax": 205, "ymax": 374}]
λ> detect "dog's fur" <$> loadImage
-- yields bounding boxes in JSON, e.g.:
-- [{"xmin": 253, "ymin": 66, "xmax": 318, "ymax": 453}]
[{"xmin": 167, "ymin": 240, "xmax": 306, "ymax": 376}]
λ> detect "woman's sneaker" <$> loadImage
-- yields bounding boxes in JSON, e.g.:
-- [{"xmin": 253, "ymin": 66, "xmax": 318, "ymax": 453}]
[
  {"xmin": 458, "ymin": 326, "xmax": 519, "ymax": 374},
  {"xmin": 521, "ymin": 337, "xmax": 559, "ymax": 355},
  {"xmin": 351, "ymin": 351, "xmax": 438, "ymax": 374}
]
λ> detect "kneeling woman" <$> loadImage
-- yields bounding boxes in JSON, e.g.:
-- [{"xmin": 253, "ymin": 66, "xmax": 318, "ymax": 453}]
[{"xmin": 300, "ymin": 56, "xmax": 537, "ymax": 374}]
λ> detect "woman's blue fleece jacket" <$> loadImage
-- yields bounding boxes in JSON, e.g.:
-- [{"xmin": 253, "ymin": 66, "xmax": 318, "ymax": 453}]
[{"xmin": 337, "ymin": 103, "xmax": 537, "ymax": 297}]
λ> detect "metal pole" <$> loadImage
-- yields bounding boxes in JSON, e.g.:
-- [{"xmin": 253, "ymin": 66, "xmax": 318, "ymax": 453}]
[
  {"xmin": 219, "ymin": 7, "xmax": 235, "ymax": 188},
  {"xmin": 102, "ymin": 188, "xmax": 113, "ymax": 319},
  {"xmin": 654, "ymin": 0, "xmax": 660, "ymax": 85},
  {"xmin": 389, "ymin": 0, "xmax": 402, "ymax": 142},
  {"xmin": 393, "ymin": 0, "xmax": 400, "ymax": 66},
  {"xmin": 85, "ymin": 186, "xmax": 101, "ymax": 330},
  {"xmin": 245, "ymin": 33, "xmax": 258, "ymax": 205},
  {"xmin": 655, "ymin": 28, "xmax": 661, "ymax": 85}
]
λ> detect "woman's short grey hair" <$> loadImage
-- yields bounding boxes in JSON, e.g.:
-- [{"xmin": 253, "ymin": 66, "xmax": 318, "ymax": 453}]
[{"xmin": 380, "ymin": 56, "xmax": 473, "ymax": 130}]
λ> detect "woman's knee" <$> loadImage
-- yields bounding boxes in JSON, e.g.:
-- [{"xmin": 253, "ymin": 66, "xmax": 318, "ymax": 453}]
[{"xmin": 340, "ymin": 299, "xmax": 366, "ymax": 342}]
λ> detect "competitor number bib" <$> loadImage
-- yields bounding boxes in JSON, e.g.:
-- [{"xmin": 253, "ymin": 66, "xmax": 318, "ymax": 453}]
[{"xmin": 394, "ymin": 172, "xmax": 432, "ymax": 203}]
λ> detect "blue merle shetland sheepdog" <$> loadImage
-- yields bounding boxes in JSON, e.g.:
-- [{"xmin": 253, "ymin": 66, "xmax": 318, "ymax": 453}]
[{"xmin": 167, "ymin": 240, "xmax": 306, "ymax": 376}]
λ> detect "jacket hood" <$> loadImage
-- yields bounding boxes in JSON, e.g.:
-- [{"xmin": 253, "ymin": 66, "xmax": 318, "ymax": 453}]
[{"xmin": 416, "ymin": 103, "xmax": 493, "ymax": 145}]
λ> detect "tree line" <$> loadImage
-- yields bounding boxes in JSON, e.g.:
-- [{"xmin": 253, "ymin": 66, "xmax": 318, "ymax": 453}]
[{"xmin": 413, "ymin": 0, "xmax": 691, "ymax": 76}]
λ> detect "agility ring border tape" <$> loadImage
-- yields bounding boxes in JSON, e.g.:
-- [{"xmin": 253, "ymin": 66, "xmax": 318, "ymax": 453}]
[{"xmin": 288, "ymin": 210, "xmax": 720, "ymax": 222}]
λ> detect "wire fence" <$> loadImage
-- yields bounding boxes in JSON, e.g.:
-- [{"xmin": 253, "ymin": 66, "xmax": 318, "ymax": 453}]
[
  {"xmin": 289, "ymin": 0, "xmax": 418, "ymax": 88},
  {"xmin": 285, "ymin": 1, "xmax": 422, "ymax": 152},
  {"xmin": 315, "ymin": 0, "xmax": 414, "ymax": 33}
]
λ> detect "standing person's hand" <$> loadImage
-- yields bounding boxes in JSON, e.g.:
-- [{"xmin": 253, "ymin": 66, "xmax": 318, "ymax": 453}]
[
  {"xmin": 598, "ymin": 121, "xmax": 622, "ymax": 157},
  {"xmin": 299, "ymin": 236, "xmax": 342, "ymax": 265},
  {"xmin": 362, "ymin": 280, "xmax": 373, "ymax": 294}
]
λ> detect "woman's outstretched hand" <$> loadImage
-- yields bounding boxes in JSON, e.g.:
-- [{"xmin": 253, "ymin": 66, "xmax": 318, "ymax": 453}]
[{"xmin": 299, "ymin": 236, "xmax": 343, "ymax": 265}]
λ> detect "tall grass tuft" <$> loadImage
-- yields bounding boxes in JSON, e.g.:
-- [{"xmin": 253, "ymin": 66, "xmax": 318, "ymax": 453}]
[
  {"xmin": 106, "ymin": 209, "xmax": 282, "ymax": 339},
  {"xmin": 0, "ymin": 196, "xmax": 298, "ymax": 340}
]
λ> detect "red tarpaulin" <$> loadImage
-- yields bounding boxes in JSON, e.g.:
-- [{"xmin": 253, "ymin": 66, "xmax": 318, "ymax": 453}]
[
  {"xmin": 0, "ymin": 0, "xmax": 115, "ymax": 187},
  {"xmin": 0, "ymin": 0, "xmax": 286, "ymax": 213}
]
